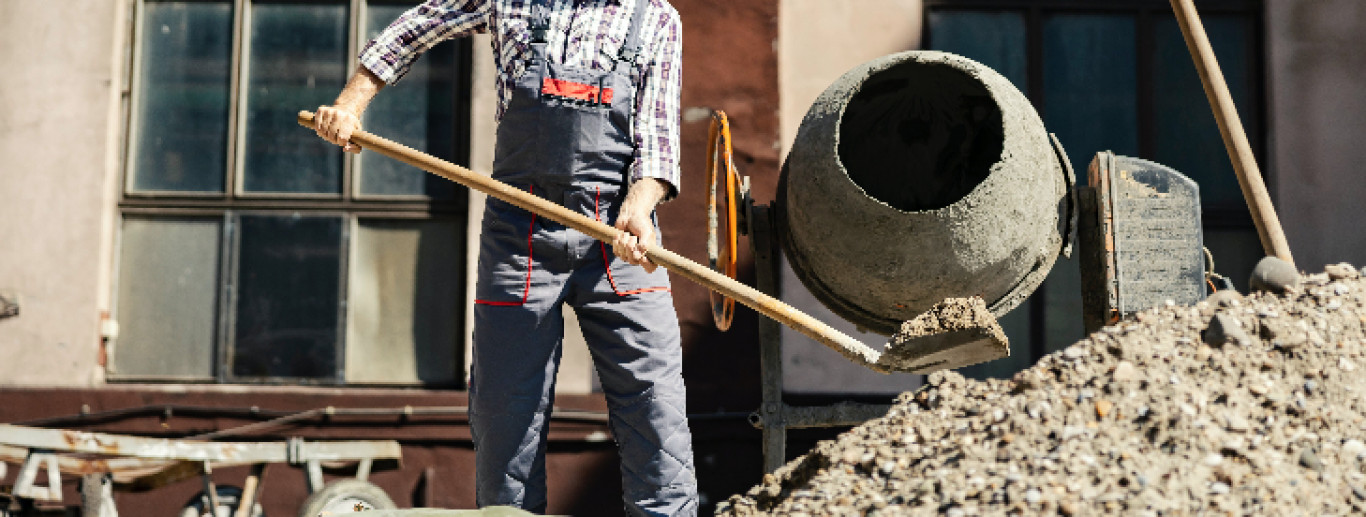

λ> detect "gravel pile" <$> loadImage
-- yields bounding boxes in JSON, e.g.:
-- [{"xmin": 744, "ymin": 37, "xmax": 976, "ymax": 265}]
[{"xmin": 720, "ymin": 263, "xmax": 1366, "ymax": 516}]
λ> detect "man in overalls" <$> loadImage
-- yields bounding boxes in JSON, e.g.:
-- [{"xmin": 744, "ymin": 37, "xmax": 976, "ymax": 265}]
[{"xmin": 313, "ymin": 0, "xmax": 696, "ymax": 514}]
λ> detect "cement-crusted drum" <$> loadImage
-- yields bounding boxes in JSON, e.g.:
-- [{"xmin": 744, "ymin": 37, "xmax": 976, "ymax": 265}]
[{"xmin": 778, "ymin": 51, "xmax": 1072, "ymax": 336}]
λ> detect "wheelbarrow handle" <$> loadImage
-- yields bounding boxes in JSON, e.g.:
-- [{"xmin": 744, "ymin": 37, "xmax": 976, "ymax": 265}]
[{"xmin": 297, "ymin": 111, "xmax": 888, "ymax": 371}]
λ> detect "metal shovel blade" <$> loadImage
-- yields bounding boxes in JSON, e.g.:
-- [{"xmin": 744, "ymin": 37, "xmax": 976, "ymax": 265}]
[{"xmin": 875, "ymin": 297, "xmax": 1009, "ymax": 374}]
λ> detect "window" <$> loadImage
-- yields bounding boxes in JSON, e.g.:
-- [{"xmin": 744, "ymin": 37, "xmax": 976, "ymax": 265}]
[
  {"xmin": 112, "ymin": 0, "xmax": 473, "ymax": 386},
  {"xmin": 926, "ymin": 0, "xmax": 1265, "ymax": 378}
]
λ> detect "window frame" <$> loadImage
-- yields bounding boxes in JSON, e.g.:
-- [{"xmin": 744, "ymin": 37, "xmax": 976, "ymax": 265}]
[{"xmin": 112, "ymin": 0, "xmax": 474, "ymax": 386}]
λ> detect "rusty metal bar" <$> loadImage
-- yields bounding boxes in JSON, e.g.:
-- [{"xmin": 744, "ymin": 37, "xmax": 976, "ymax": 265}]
[
  {"xmin": 781, "ymin": 402, "xmax": 892, "ymax": 430},
  {"xmin": 0, "ymin": 444, "xmax": 173, "ymax": 477},
  {"xmin": 0, "ymin": 425, "xmax": 401, "ymax": 463}
]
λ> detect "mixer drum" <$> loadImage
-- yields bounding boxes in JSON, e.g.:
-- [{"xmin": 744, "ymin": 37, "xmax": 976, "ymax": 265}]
[{"xmin": 779, "ymin": 51, "xmax": 1071, "ymax": 336}]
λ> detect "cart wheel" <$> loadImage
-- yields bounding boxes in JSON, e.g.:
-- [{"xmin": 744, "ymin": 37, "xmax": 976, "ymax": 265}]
[
  {"xmin": 179, "ymin": 486, "xmax": 265, "ymax": 517},
  {"xmin": 296, "ymin": 479, "xmax": 395, "ymax": 517}
]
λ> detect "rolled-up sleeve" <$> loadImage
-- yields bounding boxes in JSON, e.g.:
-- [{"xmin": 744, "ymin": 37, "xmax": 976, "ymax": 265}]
[
  {"xmin": 359, "ymin": 0, "xmax": 490, "ymax": 85},
  {"xmin": 629, "ymin": 7, "xmax": 683, "ymax": 202}
]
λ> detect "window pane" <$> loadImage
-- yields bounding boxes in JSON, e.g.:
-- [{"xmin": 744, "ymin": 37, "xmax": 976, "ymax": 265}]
[
  {"xmin": 131, "ymin": 2, "xmax": 232, "ymax": 193},
  {"xmin": 242, "ymin": 3, "xmax": 348, "ymax": 194},
  {"xmin": 1040, "ymin": 15, "xmax": 1139, "ymax": 353},
  {"xmin": 1154, "ymin": 15, "xmax": 1256, "ymax": 211},
  {"xmin": 1043, "ymin": 14, "xmax": 1139, "ymax": 177},
  {"xmin": 232, "ymin": 214, "xmax": 342, "ymax": 380},
  {"xmin": 1205, "ymin": 228, "xmax": 1262, "ymax": 293},
  {"xmin": 347, "ymin": 220, "xmax": 463, "ymax": 385},
  {"xmin": 359, "ymin": 5, "xmax": 461, "ymax": 199},
  {"xmin": 928, "ymin": 10, "xmax": 1027, "ymax": 89},
  {"xmin": 114, "ymin": 218, "xmax": 221, "ymax": 379}
]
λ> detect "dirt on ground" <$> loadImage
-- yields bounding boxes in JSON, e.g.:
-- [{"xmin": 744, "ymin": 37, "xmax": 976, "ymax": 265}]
[{"xmin": 719, "ymin": 263, "xmax": 1366, "ymax": 516}]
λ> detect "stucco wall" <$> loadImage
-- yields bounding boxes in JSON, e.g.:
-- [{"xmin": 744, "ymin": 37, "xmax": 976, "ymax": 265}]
[
  {"xmin": 1266, "ymin": 0, "xmax": 1366, "ymax": 272},
  {"xmin": 0, "ymin": 1, "xmax": 127, "ymax": 386}
]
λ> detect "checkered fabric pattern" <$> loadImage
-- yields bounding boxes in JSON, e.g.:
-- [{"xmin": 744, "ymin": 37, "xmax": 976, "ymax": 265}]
[{"xmin": 360, "ymin": 0, "xmax": 684, "ymax": 200}]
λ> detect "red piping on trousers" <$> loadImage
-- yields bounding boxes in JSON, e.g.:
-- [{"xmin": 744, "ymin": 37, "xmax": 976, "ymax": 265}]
[
  {"xmin": 597, "ymin": 187, "xmax": 671, "ymax": 296},
  {"xmin": 475, "ymin": 186, "xmax": 537, "ymax": 306}
]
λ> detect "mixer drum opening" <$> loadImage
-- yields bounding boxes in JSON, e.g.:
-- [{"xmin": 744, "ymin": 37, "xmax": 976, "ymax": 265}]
[
  {"xmin": 837, "ymin": 62, "xmax": 1004, "ymax": 212},
  {"xmin": 781, "ymin": 51, "xmax": 1068, "ymax": 335}
]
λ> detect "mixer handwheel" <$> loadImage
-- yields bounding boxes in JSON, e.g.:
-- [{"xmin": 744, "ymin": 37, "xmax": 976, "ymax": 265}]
[{"xmin": 706, "ymin": 111, "xmax": 740, "ymax": 331}]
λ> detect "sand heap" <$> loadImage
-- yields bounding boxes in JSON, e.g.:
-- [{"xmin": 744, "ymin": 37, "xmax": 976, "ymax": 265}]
[{"xmin": 720, "ymin": 264, "xmax": 1366, "ymax": 516}]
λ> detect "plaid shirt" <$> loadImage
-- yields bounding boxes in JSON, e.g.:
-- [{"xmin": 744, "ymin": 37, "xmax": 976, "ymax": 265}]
[{"xmin": 360, "ymin": 0, "xmax": 683, "ymax": 200}]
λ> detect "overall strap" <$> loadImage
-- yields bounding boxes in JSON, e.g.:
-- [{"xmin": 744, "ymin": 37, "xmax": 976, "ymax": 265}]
[
  {"xmin": 529, "ymin": 0, "xmax": 552, "ymax": 43},
  {"xmin": 614, "ymin": 0, "xmax": 651, "ymax": 73}
]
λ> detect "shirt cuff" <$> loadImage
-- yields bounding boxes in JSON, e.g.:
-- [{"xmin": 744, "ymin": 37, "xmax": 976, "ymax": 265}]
[
  {"xmin": 358, "ymin": 38, "xmax": 414, "ymax": 85},
  {"xmin": 630, "ymin": 166, "xmax": 680, "ymax": 203}
]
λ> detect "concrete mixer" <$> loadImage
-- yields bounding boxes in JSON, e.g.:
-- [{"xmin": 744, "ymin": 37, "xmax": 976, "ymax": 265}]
[
  {"xmin": 778, "ymin": 50, "xmax": 1075, "ymax": 336},
  {"xmin": 705, "ymin": 50, "xmax": 1078, "ymax": 472}
]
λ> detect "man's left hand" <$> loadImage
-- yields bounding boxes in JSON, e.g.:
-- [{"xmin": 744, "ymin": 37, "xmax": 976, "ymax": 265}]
[{"xmin": 612, "ymin": 178, "xmax": 670, "ymax": 273}]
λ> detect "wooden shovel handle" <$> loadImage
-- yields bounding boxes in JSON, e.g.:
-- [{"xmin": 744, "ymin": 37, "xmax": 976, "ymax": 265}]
[
  {"xmin": 1170, "ymin": 0, "xmax": 1294, "ymax": 266},
  {"xmin": 297, "ymin": 111, "xmax": 885, "ymax": 370}
]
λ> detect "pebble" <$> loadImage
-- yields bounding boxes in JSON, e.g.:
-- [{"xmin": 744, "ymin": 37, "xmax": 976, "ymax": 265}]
[
  {"xmin": 1344, "ymin": 439, "xmax": 1365, "ymax": 459},
  {"xmin": 1325, "ymin": 263, "xmax": 1357, "ymax": 280},
  {"xmin": 1095, "ymin": 400, "xmax": 1113, "ymax": 419},
  {"xmin": 1112, "ymin": 360, "xmax": 1141, "ymax": 382},
  {"xmin": 1203, "ymin": 312, "xmax": 1249, "ymax": 347},
  {"xmin": 1225, "ymin": 413, "xmax": 1250, "ymax": 432},
  {"xmin": 1251, "ymin": 256, "xmax": 1302, "ymax": 294},
  {"xmin": 720, "ymin": 270, "xmax": 1366, "ymax": 517},
  {"xmin": 1300, "ymin": 449, "xmax": 1325, "ymax": 472},
  {"xmin": 1207, "ymin": 289, "xmax": 1243, "ymax": 307}
]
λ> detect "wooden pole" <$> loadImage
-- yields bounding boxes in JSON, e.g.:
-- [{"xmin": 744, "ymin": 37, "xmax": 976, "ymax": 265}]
[{"xmin": 1170, "ymin": 0, "xmax": 1294, "ymax": 266}]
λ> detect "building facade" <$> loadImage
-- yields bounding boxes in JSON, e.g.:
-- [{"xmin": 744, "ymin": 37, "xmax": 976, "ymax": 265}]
[{"xmin": 1, "ymin": 0, "xmax": 1364, "ymax": 514}]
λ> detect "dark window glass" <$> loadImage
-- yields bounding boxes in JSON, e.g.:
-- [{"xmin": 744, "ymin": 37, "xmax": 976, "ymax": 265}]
[
  {"xmin": 927, "ymin": 10, "xmax": 1028, "ymax": 88},
  {"xmin": 1043, "ymin": 14, "xmax": 1140, "ymax": 177},
  {"xmin": 1041, "ymin": 15, "xmax": 1140, "ymax": 356},
  {"xmin": 346, "ymin": 220, "xmax": 463, "ymax": 384},
  {"xmin": 131, "ymin": 1, "xmax": 232, "ymax": 192},
  {"xmin": 232, "ymin": 214, "xmax": 343, "ymax": 380},
  {"xmin": 1153, "ymin": 14, "xmax": 1256, "ymax": 210},
  {"xmin": 242, "ymin": 3, "xmax": 348, "ymax": 194},
  {"xmin": 359, "ymin": 5, "xmax": 461, "ymax": 199},
  {"xmin": 113, "ymin": 218, "xmax": 222, "ymax": 379}
]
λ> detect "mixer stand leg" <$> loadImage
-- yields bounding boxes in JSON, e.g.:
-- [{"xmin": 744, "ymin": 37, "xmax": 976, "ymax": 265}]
[
  {"xmin": 747, "ymin": 203, "xmax": 892, "ymax": 473},
  {"xmin": 750, "ymin": 204, "xmax": 788, "ymax": 473}
]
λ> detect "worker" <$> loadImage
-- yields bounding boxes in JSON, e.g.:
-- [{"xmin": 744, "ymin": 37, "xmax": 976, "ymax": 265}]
[{"xmin": 312, "ymin": 0, "xmax": 695, "ymax": 515}]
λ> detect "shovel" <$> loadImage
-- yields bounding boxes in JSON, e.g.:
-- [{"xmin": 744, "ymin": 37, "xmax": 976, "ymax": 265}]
[{"xmin": 298, "ymin": 110, "xmax": 1006, "ymax": 374}]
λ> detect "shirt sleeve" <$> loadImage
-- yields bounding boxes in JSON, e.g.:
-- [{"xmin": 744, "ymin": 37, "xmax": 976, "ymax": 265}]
[
  {"xmin": 629, "ymin": 6, "xmax": 683, "ymax": 202},
  {"xmin": 358, "ymin": 0, "xmax": 490, "ymax": 85}
]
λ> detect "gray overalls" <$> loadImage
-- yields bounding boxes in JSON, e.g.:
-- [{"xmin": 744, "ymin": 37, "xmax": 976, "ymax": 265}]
[{"xmin": 468, "ymin": 1, "xmax": 697, "ymax": 515}]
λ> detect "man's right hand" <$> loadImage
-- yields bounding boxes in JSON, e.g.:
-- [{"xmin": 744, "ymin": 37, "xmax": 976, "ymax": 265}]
[{"xmin": 314, "ymin": 105, "xmax": 363, "ymax": 153}]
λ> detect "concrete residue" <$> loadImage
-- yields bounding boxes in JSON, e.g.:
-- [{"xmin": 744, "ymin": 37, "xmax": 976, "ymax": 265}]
[{"xmin": 876, "ymin": 297, "xmax": 1009, "ymax": 374}]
